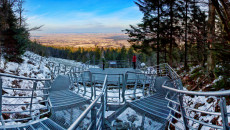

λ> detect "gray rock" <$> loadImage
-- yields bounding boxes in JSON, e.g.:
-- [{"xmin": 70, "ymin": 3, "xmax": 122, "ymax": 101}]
[
  {"xmin": 194, "ymin": 103, "xmax": 205, "ymax": 109},
  {"xmin": 207, "ymin": 98, "xmax": 215, "ymax": 103}
]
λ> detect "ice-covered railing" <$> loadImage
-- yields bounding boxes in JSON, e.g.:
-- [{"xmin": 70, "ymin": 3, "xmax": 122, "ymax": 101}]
[
  {"xmin": 144, "ymin": 63, "xmax": 183, "ymax": 89},
  {"xmin": 147, "ymin": 63, "xmax": 180, "ymax": 78},
  {"xmin": 159, "ymin": 63, "xmax": 230, "ymax": 129},
  {"xmin": 68, "ymin": 75, "xmax": 108, "ymax": 130},
  {"xmin": 92, "ymin": 73, "xmax": 125, "ymax": 104},
  {"xmin": 47, "ymin": 62, "xmax": 87, "ymax": 78},
  {"xmin": 85, "ymin": 59, "xmax": 136, "ymax": 68},
  {"xmin": 71, "ymin": 71, "xmax": 125, "ymax": 104},
  {"xmin": 71, "ymin": 71, "xmax": 93, "ymax": 99},
  {"xmin": 0, "ymin": 73, "xmax": 51, "ymax": 127},
  {"xmin": 163, "ymin": 81, "xmax": 230, "ymax": 130},
  {"xmin": 124, "ymin": 71, "xmax": 157, "ymax": 101}
]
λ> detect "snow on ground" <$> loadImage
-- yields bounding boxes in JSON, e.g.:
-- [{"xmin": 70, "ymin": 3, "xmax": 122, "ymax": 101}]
[
  {"xmin": 111, "ymin": 107, "xmax": 163, "ymax": 129},
  {"xmin": 0, "ymin": 51, "xmax": 53, "ymax": 125},
  {"xmin": 173, "ymin": 93, "xmax": 230, "ymax": 129},
  {"xmin": 73, "ymin": 83, "xmax": 145, "ymax": 103},
  {"xmin": 0, "ymin": 51, "xmax": 85, "ymax": 126}
]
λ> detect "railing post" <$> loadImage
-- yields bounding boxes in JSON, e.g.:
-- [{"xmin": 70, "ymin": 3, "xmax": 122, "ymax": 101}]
[
  {"xmin": 101, "ymin": 94, "xmax": 105, "ymax": 129},
  {"xmin": 75, "ymin": 74, "xmax": 80, "ymax": 93},
  {"xmin": 105, "ymin": 84, "xmax": 107, "ymax": 110},
  {"xmin": 123, "ymin": 74, "xmax": 127, "ymax": 102},
  {"xmin": 90, "ymin": 72, "xmax": 93, "ymax": 100},
  {"xmin": 178, "ymin": 94, "xmax": 189, "ymax": 130},
  {"xmin": 220, "ymin": 97, "xmax": 229, "ymax": 129},
  {"xmin": 30, "ymin": 81, "xmax": 37, "ymax": 118},
  {"xmin": 53, "ymin": 66, "xmax": 56, "ymax": 78},
  {"xmin": 58, "ymin": 63, "xmax": 60, "ymax": 75},
  {"xmin": 64, "ymin": 65, "xmax": 66, "ymax": 75},
  {"xmin": 133, "ymin": 78, "xmax": 138, "ymax": 99},
  {"xmin": 91, "ymin": 106, "xmax": 97, "ymax": 130},
  {"xmin": 44, "ymin": 80, "xmax": 50, "ymax": 107},
  {"xmin": 142, "ymin": 75, "xmax": 146, "ymax": 96},
  {"xmin": 165, "ymin": 64, "xmax": 168, "ymax": 76},
  {"xmin": 93, "ymin": 76, "xmax": 96, "ymax": 99},
  {"xmin": 0, "ymin": 76, "xmax": 2, "ymax": 121},
  {"xmin": 118, "ymin": 76, "xmax": 121, "ymax": 104},
  {"xmin": 81, "ymin": 73, "xmax": 86, "ymax": 96}
]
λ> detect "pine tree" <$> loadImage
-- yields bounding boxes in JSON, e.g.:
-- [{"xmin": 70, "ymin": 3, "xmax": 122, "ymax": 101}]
[
  {"xmin": 125, "ymin": 0, "xmax": 165, "ymax": 66},
  {"xmin": 1, "ymin": 0, "xmax": 29, "ymax": 63}
]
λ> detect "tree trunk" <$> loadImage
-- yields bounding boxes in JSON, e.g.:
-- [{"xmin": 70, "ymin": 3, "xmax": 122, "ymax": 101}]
[
  {"xmin": 169, "ymin": 0, "xmax": 173, "ymax": 66},
  {"xmin": 207, "ymin": 0, "xmax": 216, "ymax": 73},
  {"xmin": 157, "ymin": 0, "xmax": 160, "ymax": 67},
  {"xmin": 184, "ymin": 0, "xmax": 188, "ymax": 71},
  {"xmin": 165, "ymin": 44, "xmax": 167, "ymax": 63}
]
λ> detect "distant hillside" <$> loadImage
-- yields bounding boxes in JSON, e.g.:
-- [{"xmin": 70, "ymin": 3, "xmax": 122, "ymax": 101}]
[{"xmin": 30, "ymin": 33, "xmax": 130, "ymax": 48}]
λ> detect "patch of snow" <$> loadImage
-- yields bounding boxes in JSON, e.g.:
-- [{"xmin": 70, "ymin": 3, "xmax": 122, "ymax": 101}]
[{"xmin": 213, "ymin": 75, "xmax": 223, "ymax": 84}]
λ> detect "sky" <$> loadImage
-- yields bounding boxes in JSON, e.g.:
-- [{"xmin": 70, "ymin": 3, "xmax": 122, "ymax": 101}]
[{"xmin": 24, "ymin": 0, "xmax": 143, "ymax": 34}]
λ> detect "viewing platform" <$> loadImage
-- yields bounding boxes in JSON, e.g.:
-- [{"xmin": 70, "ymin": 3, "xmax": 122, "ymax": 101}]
[{"xmin": 1, "ymin": 62, "xmax": 230, "ymax": 130}]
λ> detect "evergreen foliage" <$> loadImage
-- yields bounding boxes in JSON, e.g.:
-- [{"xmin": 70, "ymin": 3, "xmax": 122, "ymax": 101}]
[
  {"xmin": 27, "ymin": 41, "xmax": 157, "ymax": 66},
  {"xmin": 0, "ymin": 0, "xmax": 30, "ymax": 63}
]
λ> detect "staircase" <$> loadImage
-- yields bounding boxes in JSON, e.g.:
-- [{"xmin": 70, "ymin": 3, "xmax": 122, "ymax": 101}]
[
  {"xmin": 129, "ymin": 93, "xmax": 169, "ymax": 119},
  {"xmin": 49, "ymin": 75, "xmax": 90, "ymax": 110},
  {"xmin": 0, "ymin": 118, "xmax": 65, "ymax": 130}
]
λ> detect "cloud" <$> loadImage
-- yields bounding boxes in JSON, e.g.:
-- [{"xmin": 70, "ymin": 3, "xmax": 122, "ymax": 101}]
[{"xmin": 27, "ymin": 6, "xmax": 143, "ymax": 33}]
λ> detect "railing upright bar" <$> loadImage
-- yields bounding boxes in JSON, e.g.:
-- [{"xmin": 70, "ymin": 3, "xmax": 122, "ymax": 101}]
[
  {"xmin": 123, "ymin": 74, "xmax": 126, "ymax": 103},
  {"xmin": 0, "ymin": 76, "xmax": 3, "ymax": 125},
  {"xmin": 118, "ymin": 75, "xmax": 121, "ymax": 104},
  {"xmin": 64, "ymin": 65, "xmax": 66, "ymax": 75},
  {"xmin": 178, "ymin": 94, "xmax": 189, "ymax": 130},
  {"xmin": 101, "ymin": 95, "xmax": 105, "ymax": 129},
  {"xmin": 133, "ymin": 78, "xmax": 137, "ymax": 99},
  {"xmin": 165, "ymin": 64, "xmax": 168, "ymax": 77},
  {"xmin": 82, "ymin": 73, "xmax": 86, "ymax": 96},
  {"xmin": 142, "ymin": 75, "xmax": 146, "ymax": 96},
  {"xmin": 44, "ymin": 81, "xmax": 50, "ymax": 108},
  {"xmin": 30, "ymin": 81, "xmax": 37, "ymax": 118},
  {"xmin": 93, "ymin": 76, "xmax": 96, "ymax": 99},
  {"xmin": 220, "ymin": 97, "xmax": 229, "ymax": 129},
  {"xmin": 90, "ymin": 72, "xmax": 93, "ymax": 100},
  {"xmin": 105, "ymin": 84, "xmax": 107, "ymax": 110},
  {"xmin": 58, "ymin": 63, "xmax": 60, "ymax": 75},
  {"xmin": 91, "ymin": 106, "xmax": 97, "ymax": 130}
]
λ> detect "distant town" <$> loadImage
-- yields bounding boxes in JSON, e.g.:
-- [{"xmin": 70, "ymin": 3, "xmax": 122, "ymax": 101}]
[{"xmin": 31, "ymin": 33, "xmax": 130, "ymax": 48}]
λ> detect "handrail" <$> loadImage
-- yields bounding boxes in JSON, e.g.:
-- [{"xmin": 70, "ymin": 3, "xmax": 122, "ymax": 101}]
[
  {"xmin": 162, "ymin": 81, "xmax": 230, "ymax": 96},
  {"xmin": 102, "ymin": 75, "xmax": 108, "ymax": 92},
  {"xmin": 68, "ymin": 75, "xmax": 108, "ymax": 130},
  {"xmin": 126, "ymin": 71, "xmax": 157, "ymax": 76},
  {"xmin": 161, "ymin": 64, "xmax": 230, "ymax": 130},
  {"xmin": 68, "ymin": 93, "xmax": 103, "ymax": 130},
  {"xmin": 0, "ymin": 73, "xmax": 50, "ymax": 81},
  {"xmin": 0, "ymin": 73, "xmax": 52, "ymax": 127}
]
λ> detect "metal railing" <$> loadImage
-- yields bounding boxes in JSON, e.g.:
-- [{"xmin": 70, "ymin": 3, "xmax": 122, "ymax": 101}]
[
  {"xmin": 163, "ymin": 81, "xmax": 230, "ymax": 129},
  {"xmin": 48, "ymin": 62, "xmax": 88, "ymax": 79},
  {"xmin": 124, "ymin": 71, "xmax": 157, "ymax": 101},
  {"xmin": 160, "ymin": 64, "xmax": 230, "ymax": 129},
  {"xmin": 68, "ymin": 75, "xmax": 108, "ymax": 130},
  {"xmin": 85, "ymin": 60, "xmax": 135, "ymax": 68},
  {"xmin": 92, "ymin": 73, "xmax": 125, "ymax": 104},
  {"xmin": 70, "ymin": 71, "xmax": 93, "ymax": 99},
  {"xmin": 0, "ymin": 73, "xmax": 52, "ymax": 128},
  {"xmin": 70, "ymin": 64, "xmax": 175, "ymax": 104}
]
